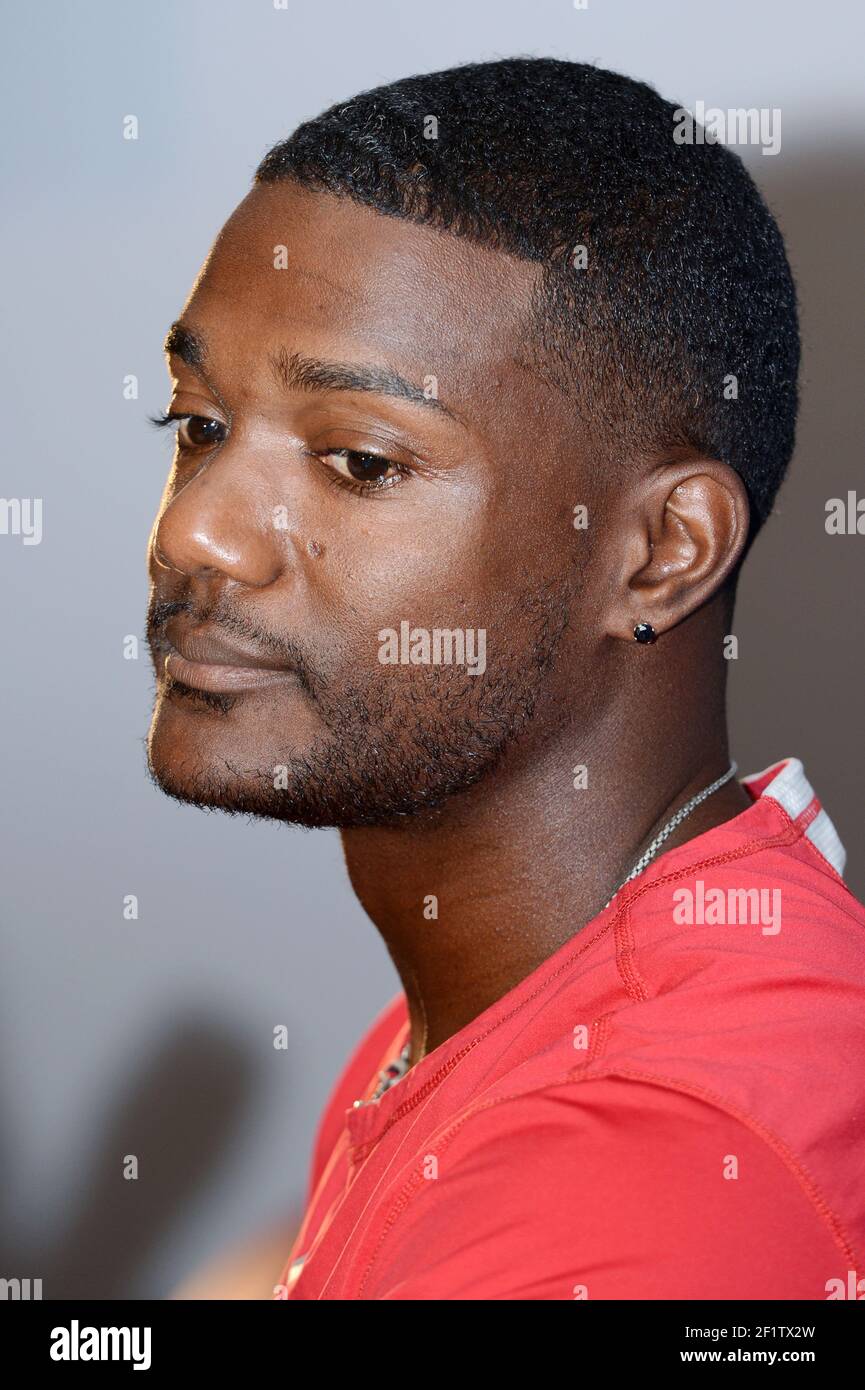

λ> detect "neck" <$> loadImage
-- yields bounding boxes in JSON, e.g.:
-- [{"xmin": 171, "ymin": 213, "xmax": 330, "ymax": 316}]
[{"xmin": 340, "ymin": 669, "xmax": 751, "ymax": 1066}]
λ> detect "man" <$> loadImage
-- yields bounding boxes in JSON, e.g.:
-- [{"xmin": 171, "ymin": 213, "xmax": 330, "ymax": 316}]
[{"xmin": 146, "ymin": 58, "xmax": 865, "ymax": 1299}]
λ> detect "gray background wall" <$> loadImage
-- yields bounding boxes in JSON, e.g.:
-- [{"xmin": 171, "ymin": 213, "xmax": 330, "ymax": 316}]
[{"xmin": 1, "ymin": 0, "xmax": 862, "ymax": 1297}]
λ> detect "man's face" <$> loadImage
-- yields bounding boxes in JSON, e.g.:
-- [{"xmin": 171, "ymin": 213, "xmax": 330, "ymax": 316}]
[{"xmin": 146, "ymin": 180, "xmax": 603, "ymax": 827}]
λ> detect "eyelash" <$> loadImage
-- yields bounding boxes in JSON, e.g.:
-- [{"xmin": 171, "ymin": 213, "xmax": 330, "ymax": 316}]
[
  {"xmin": 307, "ymin": 449, "xmax": 410, "ymax": 498},
  {"xmin": 149, "ymin": 410, "xmax": 226, "ymax": 453},
  {"xmin": 149, "ymin": 410, "xmax": 411, "ymax": 497}
]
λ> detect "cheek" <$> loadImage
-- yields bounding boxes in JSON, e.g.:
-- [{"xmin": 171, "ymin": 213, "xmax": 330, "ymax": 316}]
[
  {"xmin": 308, "ymin": 480, "xmax": 498, "ymax": 614},
  {"xmin": 313, "ymin": 525, "xmax": 495, "ymax": 655}
]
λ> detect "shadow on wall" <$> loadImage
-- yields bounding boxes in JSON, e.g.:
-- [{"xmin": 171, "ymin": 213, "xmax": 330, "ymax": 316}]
[
  {"xmin": 0, "ymin": 1017, "xmax": 257, "ymax": 1299},
  {"xmin": 728, "ymin": 150, "xmax": 865, "ymax": 901}
]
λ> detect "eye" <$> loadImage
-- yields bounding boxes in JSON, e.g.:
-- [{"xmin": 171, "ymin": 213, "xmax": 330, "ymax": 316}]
[
  {"xmin": 175, "ymin": 414, "xmax": 227, "ymax": 451},
  {"xmin": 150, "ymin": 410, "xmax": 227, "ymax": 452},
  {"xmin": 316, "ymin": 448, "xmax": 406, "ymax": 493}
]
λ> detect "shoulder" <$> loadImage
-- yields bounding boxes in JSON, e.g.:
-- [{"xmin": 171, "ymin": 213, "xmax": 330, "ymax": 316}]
[
  {"xmin": 608, "ymin": 842, "xmax": 865, "ymax": 1113},
  {"xmin": 366, "ymin": 1074, "xmax": 852, "ymax": 1300}
]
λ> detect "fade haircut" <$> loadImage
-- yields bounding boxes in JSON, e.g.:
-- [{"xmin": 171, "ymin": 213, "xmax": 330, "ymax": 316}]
[{"xmin": 255, "ymin": 56, "xmax": 800, "ymax": 547}]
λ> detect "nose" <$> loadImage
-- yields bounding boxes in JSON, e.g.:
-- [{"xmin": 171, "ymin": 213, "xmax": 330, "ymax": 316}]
[{"xmin": 151, "ymin": 458, "xmax": 285, "ymax": 588}]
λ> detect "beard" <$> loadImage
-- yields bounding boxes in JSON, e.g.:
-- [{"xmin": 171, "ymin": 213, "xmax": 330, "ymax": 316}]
[{"xmin": 145, "ymin": 580, "xmax": 572, "ymax": 830}]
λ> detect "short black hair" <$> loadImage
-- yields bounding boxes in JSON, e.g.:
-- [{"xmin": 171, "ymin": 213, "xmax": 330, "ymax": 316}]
[{"xmin": 255, "ymin": 56, "xmax": 799, "ymax": 542}]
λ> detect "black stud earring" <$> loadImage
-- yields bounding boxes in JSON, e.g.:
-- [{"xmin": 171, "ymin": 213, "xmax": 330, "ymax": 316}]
[{"xmin": 633, "ymin": 621, "xmax": 657, "ymax": 644}]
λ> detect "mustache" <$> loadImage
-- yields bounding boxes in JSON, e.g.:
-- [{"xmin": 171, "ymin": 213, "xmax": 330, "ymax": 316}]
[{"xmin": 146, "ymin": 596, "xmax": 324, "ymax": 697}]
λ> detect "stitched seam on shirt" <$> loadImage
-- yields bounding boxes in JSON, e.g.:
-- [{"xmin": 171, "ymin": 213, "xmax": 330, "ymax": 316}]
[
  {"xmin": 615, "ymin": 898, "xmax": 650, "ymax": 1002},
  {"xmin": 359, "ymin": 816, "xmax": 802, "ymax": 1151},
  {"xmin": 355, "ymin": 1085, "xmax": 565, "ymax": 1297},
  {"xmin": 613, "ymin": 812, "xmax": 802, "ymax": 1003},
  {"xmin": 581, "ymin": 1011, "xmax": 613, "ymax": 1066},
  {"xmin": 610, "ymin": 826, "xmax": 795, "ymax": 996},
  {"xmin": 793, "ymin": 810, "xmax": 856, "ymax": 895},
  {"xmin": 281, "ymin": 1129, "xmax": 351, "ymax": 1292},
  {"xmin": 357, "ymin": 1066, "xmax": 858, "ymax": 1296},
  {"xmin": 317, "ymin": 1041, "xmax": 479, "ymax": 1298},
  {"xmin": 588, "ymin": 1064, "xmax": 860, "ymax": 1271}
]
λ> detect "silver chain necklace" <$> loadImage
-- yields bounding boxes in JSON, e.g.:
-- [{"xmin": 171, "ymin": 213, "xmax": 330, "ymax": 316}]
[
  {"xmin": 601, "ymin": 761, "xmax": 738, "ymax": 910},
  {"xmin": 360, "ymin": 761, "xmax": 738, "ymax": 1105}
]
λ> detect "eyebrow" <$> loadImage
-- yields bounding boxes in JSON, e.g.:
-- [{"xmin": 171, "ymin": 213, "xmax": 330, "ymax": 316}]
[
  {"xmin": 163, "ymin": 321, "xmax": 207, "ymax": 370},
  {"xmin": 163, "ymin": 320, "xmax": 459, "ymax": 422}
]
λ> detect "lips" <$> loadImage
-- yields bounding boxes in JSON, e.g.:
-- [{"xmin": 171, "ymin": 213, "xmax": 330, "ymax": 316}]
[{"xmin": 161, "ymin": 620, "xmax": 296, "ymax": 694}]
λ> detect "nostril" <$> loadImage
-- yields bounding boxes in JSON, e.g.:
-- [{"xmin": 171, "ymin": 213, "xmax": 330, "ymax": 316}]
[{"xmin": 151, "ymin": 532, "xmax": 177, "ymax": 572}]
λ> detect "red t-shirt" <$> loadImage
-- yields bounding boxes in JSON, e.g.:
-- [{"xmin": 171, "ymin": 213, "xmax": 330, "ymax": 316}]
[{"xmin": 275, "ymin": 758, "xmax": 865, "ymax": 1300}]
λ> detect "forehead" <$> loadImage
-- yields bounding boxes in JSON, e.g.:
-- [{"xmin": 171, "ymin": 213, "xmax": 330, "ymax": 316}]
[{"xmin": 180, "ymin": 180, "xmax": 543, "ymax": 414}]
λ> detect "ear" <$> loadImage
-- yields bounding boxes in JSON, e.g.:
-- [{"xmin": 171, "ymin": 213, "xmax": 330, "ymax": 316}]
[{"xmin": 605, "ymin": 457, "xmax": 750, "ymax": 642}]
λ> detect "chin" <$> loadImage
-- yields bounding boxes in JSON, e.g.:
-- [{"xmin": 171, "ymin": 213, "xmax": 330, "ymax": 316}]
[
  {"xmin": 146, "ymin": 736, "xmax": 284, "ymax": 820},
  {"xmin": 147, "ymin": 697, "xmax": 282, "ymax": 818},
  {"xmin": 144, "ymin": 666, "xmax": 529, "ymax": 830}
]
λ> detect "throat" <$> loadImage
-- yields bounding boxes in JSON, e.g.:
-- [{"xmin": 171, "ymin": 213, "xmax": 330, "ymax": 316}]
[{"xmin": 341, "ymin": 747, "xmax": 747, "ymax": 1064}]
